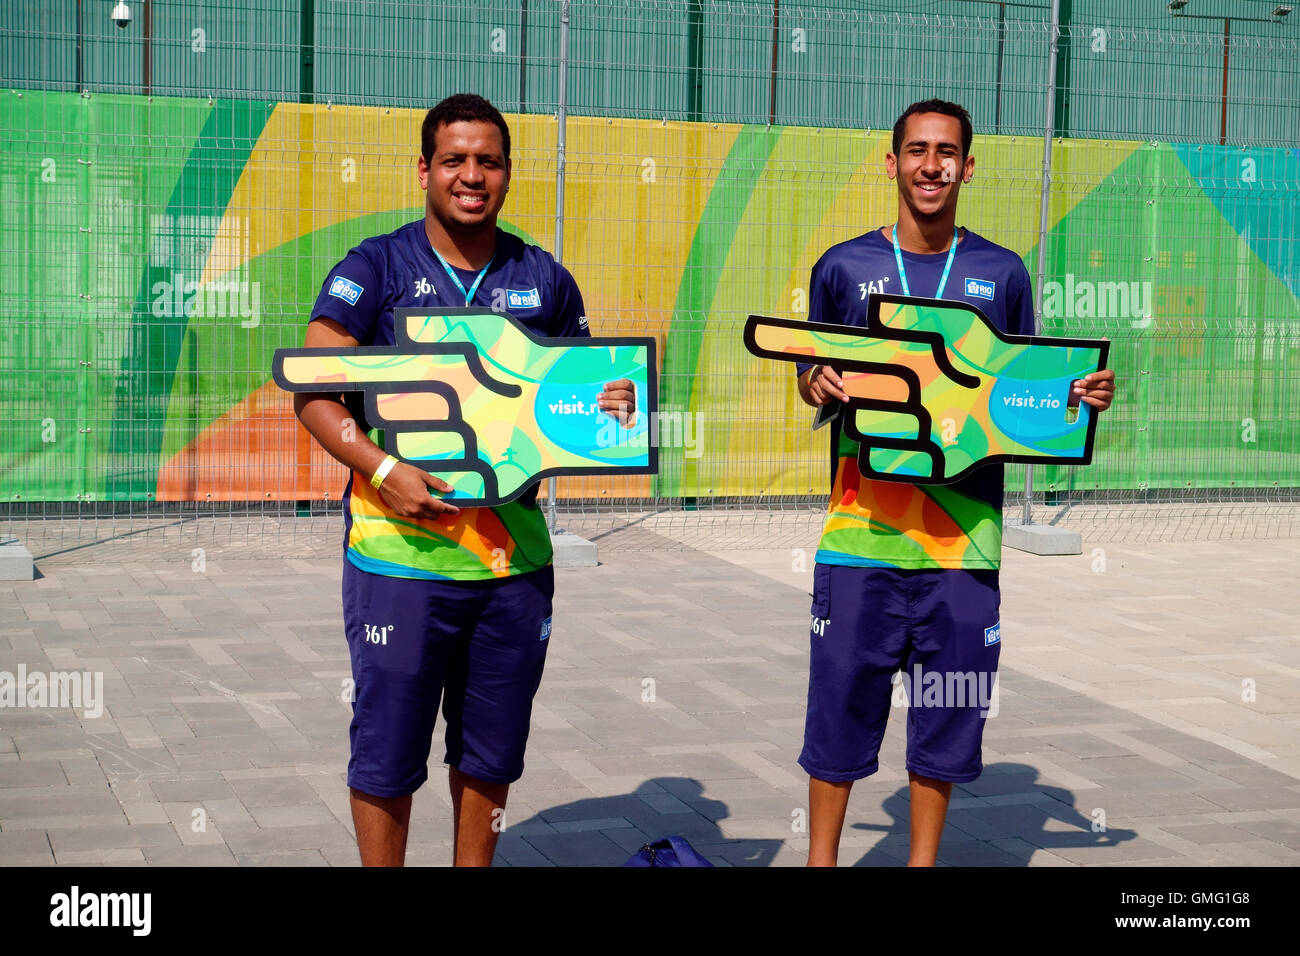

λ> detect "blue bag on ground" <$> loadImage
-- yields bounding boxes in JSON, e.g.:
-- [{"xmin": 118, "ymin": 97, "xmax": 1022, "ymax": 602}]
[{"xmin": 623, "ymin": 835, "xmax": 714, "ymax": 867}]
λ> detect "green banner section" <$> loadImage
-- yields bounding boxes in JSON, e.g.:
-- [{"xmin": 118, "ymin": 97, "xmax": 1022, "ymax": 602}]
[
  {"xmin": 112, "ymin": 97, "xmax": 271, "ymax": 498},
  {"xmin": 657, "ymin": 125, "xmax": 780, "ymax": 496},
  {"xmin": 2, "ymin": 92, "xmax": 219, "ymax": 501},
  {"xmin": 1031, "ymin": 143, "xmax": 1300, "ymax": 493}
]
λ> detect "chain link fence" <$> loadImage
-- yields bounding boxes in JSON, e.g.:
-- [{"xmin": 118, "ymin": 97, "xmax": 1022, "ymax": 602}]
[{"xmin": 2, "ymin": 0, "xmax": 1298, "ymax": 561}]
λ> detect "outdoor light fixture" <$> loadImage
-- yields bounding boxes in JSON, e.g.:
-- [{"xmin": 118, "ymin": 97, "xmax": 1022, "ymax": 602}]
[
  {"xmin": 1167, "ymin": 0, "xmax": 1189, "ymax": 10},
  {"xmin": 1273, "ymin": 5, "xmax": 1293, "ymax": 17}
]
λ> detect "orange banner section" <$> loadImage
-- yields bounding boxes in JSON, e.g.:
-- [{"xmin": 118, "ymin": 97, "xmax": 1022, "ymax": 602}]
[
  {"xmin": 156, "ymin": 383, "xmax": 345, "ymax": 501},
  {"xmin": 156, "ymin": 382, "xmax": 650, "ymax": 501}
]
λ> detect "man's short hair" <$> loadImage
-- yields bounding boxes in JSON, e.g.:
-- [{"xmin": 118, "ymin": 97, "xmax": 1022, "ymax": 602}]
[
  {"xmin": 421, "ymin": 93, "xmax": 511, "ymax": 163},
  {"xmin": 891, "ymin": 99, "xmax": 973, "ymax": 160}
]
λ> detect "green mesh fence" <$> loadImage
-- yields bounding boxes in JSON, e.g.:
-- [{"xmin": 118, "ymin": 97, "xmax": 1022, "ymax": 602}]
[{"xmin": 1, "ymin": 1, "xmax": 1298, "ymax": 550}]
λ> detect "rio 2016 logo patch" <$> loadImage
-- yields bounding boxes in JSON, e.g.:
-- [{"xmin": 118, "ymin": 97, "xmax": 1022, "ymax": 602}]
[
  {"xmin": 984, "ymin": 622, "xmax": 1001, "ymax": 646},
  {"xmin": 328, "ymin": 275, "xmax": 364, "ymax": 306},
  {"xmin": 540, "ymin": 617, "xmax": 552, "ymax": 641},
  {"xmin": 507, "ymin": 288, "xmax": 541, "ymax": 310},
  {"xmin": 964, "ymin": 277, "xmax": 996, "ymax": 301}
]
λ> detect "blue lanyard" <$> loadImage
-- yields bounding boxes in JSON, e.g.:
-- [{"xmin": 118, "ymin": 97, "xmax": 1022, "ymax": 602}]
[
  {"xmin": 892, "ymin": 225, "xmax": 959, "ymax": 299},
  {"xmin": 431, "ymin": 249, "xmax": 493, "ymax": 306}
]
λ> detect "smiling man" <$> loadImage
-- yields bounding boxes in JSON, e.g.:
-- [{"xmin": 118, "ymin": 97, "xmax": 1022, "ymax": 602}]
[
  {"xmin": 293, "ymin": 93, "xmax": 634, "ymax": 866},
  {"xmin": 794, "ymin": 99, "xmax": 1115, "ymax": 866}
]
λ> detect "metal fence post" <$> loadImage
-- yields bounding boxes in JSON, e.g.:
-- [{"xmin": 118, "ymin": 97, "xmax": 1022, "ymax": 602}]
[
  {"xmin": 547, "ymin": 0, "xmax": 571, "ymax": 533},
  {"xmin": 1026, "ymin": 0, "xmax": 1063, "ymax": 527},
  {"xmin": 299, "ymin": 0, "xmax": 315, "ymax": 104}
]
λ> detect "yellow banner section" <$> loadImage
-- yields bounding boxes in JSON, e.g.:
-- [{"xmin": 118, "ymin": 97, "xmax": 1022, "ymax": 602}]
[
  {"xmin": 189, "ymin": 106, "xmax": 1141, "ymax": 500},
  {"xmin": 213, "ymin": 106, "xmax": 1133, "ymax": 330},
  {"xmin": 206, "ymin": 106, "xmax": 562, "ymax": 285}
]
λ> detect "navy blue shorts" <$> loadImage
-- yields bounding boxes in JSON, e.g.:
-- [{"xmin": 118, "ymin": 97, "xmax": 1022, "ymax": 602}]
[
  {"xmin": 799, "ymin": 563, "xmax": 1002, "ymax": 784},
  {"xmin": 342, "ymin": 561, "xmax": 554, "ymax": 797}
]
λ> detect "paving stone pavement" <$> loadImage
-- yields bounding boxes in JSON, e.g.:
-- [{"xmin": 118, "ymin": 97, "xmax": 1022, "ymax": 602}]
[{"xmin": 1, "ymin": 520, "xmax": 1298, "ymax": 867}]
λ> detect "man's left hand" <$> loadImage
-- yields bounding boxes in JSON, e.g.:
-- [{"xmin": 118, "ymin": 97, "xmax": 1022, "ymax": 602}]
[
  {"xmin": 597, "ymin": 379, "xmax": 637, "ymax": 426},
  {"xmin": 1072, "ymin": 369, "xmax": 1116, "ymax": 412}
]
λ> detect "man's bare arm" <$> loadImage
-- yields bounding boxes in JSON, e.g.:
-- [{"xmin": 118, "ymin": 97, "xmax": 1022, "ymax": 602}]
[{"xmin": 293, "ymin": 318, "xmax": 460, "ymax": 517}]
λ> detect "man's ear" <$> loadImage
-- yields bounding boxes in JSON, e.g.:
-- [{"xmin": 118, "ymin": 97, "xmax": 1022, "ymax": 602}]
[
  {"xmin": 417, "ymin": 154, "xmax": 430, "ymax": 190},
  {"xmin": 885, "ymin": 152, "xmax": 897, "ymax": 180},
  {"xmin": 962, "ymin": 154, "xmax": 975, "ymax": 184}
]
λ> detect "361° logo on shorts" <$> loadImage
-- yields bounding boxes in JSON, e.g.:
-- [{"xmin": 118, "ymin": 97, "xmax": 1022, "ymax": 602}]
[
  {"xmin": 364, "ymin": 623, "xmax": 393, "ymax": 645},
  {"xmin": 984, "ymin": 622, "xmax": 1001, "ymax": 646}
]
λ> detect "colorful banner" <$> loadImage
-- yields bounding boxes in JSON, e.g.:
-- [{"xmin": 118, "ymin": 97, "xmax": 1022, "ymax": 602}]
[{"xmin": 1, "ymin": 92, "xmax": 1296, "ymax": 502}]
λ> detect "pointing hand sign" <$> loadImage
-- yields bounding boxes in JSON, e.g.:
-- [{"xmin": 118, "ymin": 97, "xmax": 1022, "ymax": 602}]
[
  {"xmin": 745, "ymin": 294, "xmax": 1109, "ymax": 484},
  {"xmin": 275, "ymin": 308, "xmax": 657, "ymax": 505}
]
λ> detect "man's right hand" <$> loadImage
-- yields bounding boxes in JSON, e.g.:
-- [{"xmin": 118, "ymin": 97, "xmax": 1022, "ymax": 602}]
[
  {"xmin": 376, "ymin": 461, "xmax": 461, "ymax": 518},
  {"xmin": 801, "ymin": 363, "xmax": 849, "ymax": 407}
]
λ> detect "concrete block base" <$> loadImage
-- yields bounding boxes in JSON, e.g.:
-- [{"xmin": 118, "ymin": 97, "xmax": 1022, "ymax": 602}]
[
  {"xmin": 0, "ymin": 540, "xmax": 35, "ymax": 580},
  {"xmin": 1003, "ymin": 523, "xmax": 1082, "ymax": 556},
  {"xmin": 551, "ymin": 530, "xmax": 598, "ymax": 568}
]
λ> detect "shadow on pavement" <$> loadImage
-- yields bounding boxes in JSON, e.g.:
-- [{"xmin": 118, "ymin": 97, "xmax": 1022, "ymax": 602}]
[
  {"xmin": 850, "ymin": 762, "xmax": 1137, "ymax": 866},
  {"xmin": 501, "ymin": 776, "xmax": 783, "ymax": 867}
]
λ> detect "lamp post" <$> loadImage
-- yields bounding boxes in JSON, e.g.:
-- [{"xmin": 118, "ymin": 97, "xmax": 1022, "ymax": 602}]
[{"xmin": 1168, "ymin": 2, "xmax": 1291, "ymax": 146}]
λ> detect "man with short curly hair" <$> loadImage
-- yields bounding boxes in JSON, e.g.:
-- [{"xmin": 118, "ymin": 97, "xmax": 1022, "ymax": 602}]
[{"xmin": 294, "ymin": 93, "xmax": 634, "ymax": 866}]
